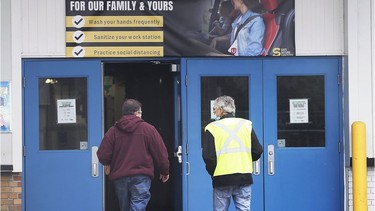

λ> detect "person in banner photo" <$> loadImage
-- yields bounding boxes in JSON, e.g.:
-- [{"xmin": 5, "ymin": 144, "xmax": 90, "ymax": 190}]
[
  {"xmin": 228, "ymin": 0, "xmax": 265, "ymax": 56},
  {"xmin": 203, "ymin": 0, "xmax": 295, "ymax": 56},
  {"xmin": 209, "ymin": 1, "xmax": 235, "ymax": 37},
  {"xmin": 205, "ymin": 0, "xmax": 265, "ymax": 56},
  {"xmin": 209, "ymin": 0, "xmax": 236, "ymax": 53},
  {"xmin": 202, "ymin": 96, "xmax": 263, "ymax": 211}
]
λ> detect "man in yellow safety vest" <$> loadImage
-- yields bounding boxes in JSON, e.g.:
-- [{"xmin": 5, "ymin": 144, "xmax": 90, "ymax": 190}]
[{"xmin": 202, "ymin": 95, "xmax": 263, "ymax": 211}]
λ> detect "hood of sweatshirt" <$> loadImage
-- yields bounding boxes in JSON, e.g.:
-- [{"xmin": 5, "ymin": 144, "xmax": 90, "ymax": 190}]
[{"xmin": 115, "ymin": 115, "xmax": 144, "ymax": 133}]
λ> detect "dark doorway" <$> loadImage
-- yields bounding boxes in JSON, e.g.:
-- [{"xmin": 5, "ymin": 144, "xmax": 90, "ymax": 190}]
[{"xmin": 103, "ymin": 62, "xmax": 180, "ymax": 211}]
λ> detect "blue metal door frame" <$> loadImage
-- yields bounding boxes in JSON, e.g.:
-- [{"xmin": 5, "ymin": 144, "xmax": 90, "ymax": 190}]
[
  {"xmin": 180, "ymin": 57, "xmax": 343, "ymax": 211},
  {"xmin": 22, "ymin": 57, "xmax": 343, "ymax": 211}
]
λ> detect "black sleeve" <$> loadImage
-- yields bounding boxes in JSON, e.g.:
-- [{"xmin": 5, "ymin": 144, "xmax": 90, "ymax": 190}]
[
  {"xmin": 251, "ymin": 129, "xmax": 263, "ymax": 161},
  {"xmin": 202, "ymin": 131, "xmax": 217, "ymax": 177}
]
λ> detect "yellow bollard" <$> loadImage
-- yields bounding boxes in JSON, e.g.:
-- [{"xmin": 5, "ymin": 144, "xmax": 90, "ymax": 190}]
[{"xmin": 351, "ymin": 121, "xmax": 368, "ymax": 211}]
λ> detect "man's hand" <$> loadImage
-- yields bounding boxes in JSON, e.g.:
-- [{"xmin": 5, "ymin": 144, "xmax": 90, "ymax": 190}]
[
  {"xmin": 160, "ymin": 174, "xmax": 169, "ymax": 183},
  {"xmin": 104, "ymin": 166, "xmax": 110, "ymax": 175}
]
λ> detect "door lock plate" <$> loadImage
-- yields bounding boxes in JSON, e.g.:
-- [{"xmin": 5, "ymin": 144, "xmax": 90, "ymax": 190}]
[
  {"xmin": 268, "ymin": 145, "xmax": 275, "ymax": 175},
  {"xmin": 174, "ymin": 145, "xmax": 182, "ymax": 163}
]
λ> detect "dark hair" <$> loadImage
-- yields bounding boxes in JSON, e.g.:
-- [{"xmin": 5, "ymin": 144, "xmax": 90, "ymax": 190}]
[
  {"xmin": 220, "ymin": 0, "xmax": 233, "ymax": 15},
  {"xmin": 122, "ymin": 99, "xmax": 142, "ymax": 115},
  {"xmin": 243, "ymin": 0, "xmax": 263, "ymax": 13}
]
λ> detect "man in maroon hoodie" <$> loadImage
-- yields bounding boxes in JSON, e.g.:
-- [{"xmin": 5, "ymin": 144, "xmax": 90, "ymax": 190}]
[{"xmin": 97, "ymin": 99, "xmax": 170, "ymax": 211}]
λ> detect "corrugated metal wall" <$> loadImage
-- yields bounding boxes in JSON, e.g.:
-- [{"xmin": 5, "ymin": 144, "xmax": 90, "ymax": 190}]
[
  {"xmin": 1, "ymin": 0, "xmax": 12, "ymax": 78},
  {"xmin": 21, "ymin": 0, "xmax": 65, "ymax": 56},
  {"xmin": 20, "ymin": 0, "xmax": 345, "ymax": 57},
  {"xmin": 296, "ymin": 0, "xmax": 344, "ymax": 55}
]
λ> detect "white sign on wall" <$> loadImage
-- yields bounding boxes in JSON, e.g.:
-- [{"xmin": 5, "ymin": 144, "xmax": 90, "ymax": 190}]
[
  {"xmin": 289, "ymin": 99, "xmax": 309, "ymax": 123},
  {"xmin": 57, "ymin": 99, "xmax": 77, "ymax": 124}
]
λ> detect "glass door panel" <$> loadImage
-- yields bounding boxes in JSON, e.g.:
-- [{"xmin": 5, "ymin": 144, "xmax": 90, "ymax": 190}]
[
  {"xmin": 277, "ymin": 76, "xmax": 325, "ymax": 147},
  {"xmin": 39, "ymin": 78, "xmax": 88, "ymax": 150}
]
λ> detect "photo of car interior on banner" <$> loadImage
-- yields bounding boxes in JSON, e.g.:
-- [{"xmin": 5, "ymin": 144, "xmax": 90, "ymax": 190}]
[{"xmin": 66, "ymin": 0, "xmax": 295, "ymax": 57}]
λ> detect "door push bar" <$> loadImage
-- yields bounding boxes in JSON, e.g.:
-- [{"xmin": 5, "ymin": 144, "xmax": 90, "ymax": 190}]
[
  {"xmin": 268, "ymin": 145, "xmax": 275, "ymax": 175},
  {"xmin": 253, "ymin": 160, "xmax": 261, "ymax": 175}
]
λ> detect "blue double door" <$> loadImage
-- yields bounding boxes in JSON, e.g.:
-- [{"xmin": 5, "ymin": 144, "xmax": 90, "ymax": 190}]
[
  {"xmin": 23, "ymin": 60, "xmax": 181, "ymax": 211},
  {"xmin": 23, "ymin": 57, "xmax": 341, "ymax": 211},
  {"xmin": 182, "ymin": 58, "xmax": 342, "ymax": 211}
]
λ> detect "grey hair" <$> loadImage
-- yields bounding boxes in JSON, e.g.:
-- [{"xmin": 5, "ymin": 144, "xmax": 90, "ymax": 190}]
[{"xmin": 213, "ymin": 95, "xmax": 236, "ymax": 115}]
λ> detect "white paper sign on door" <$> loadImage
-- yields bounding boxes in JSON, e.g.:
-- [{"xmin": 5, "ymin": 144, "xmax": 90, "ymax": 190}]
[
  {"xmin": 57, "ymin": 99, "xmax": 77, "ymax": 124},
  {"xmin": 289, "ymin": 99, "xmax": 308, "ymax": 123},
  {"xmin": 210, "ymin": 100, "xmax": 216, "ymax": 120}
]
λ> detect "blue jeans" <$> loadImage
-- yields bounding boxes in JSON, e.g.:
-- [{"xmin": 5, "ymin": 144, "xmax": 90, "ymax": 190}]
[
  {"xmin": 114, "ymin": 175, "xmax": 151, "ymax": 211},
  {"xmin": 213, "ymin": 184, "xmax": 252, "ymax": 211}
]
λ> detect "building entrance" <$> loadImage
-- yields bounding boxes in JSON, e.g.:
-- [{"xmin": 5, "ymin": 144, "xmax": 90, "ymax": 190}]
[
  {"xmin": 23, "ymin": 58, "xmax": 342, "ymax": 211},
  {"xmin": 103, "ymin": 62, "xmax": 181, "ymax": 211}
]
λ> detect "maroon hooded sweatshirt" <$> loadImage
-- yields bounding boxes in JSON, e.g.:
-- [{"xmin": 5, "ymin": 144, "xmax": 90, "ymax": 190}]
[{"xmin": 97, "ymin": 115, "xmax": 169, "ymax": 181}]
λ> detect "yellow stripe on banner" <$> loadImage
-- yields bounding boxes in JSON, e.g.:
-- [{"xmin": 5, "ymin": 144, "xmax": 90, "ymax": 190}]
[
  {"xmin": 66, "ymin": 16, "xmax": 163, "ymax": 27},
  {"xmin": 66, "ymin": 46, "xmax": 164, "ymax": 57},
  {"xmin": 66, "ymin": 31, "xmax": 163, "ymax": 43}
]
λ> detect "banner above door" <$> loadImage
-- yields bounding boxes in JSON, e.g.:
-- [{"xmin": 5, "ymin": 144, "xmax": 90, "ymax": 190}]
[{"xmin": 66, "ymin": 0, "xmax": 295, "ymax": 57}]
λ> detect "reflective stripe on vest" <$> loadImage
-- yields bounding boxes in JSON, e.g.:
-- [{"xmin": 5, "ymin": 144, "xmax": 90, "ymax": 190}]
[
  {"xmin": 205, "ymin": 118, "xmax": 253, "ymax": 176},
  {"xmin": 212, "ymin": 120, "xmax": 251, "ymax": 156}
]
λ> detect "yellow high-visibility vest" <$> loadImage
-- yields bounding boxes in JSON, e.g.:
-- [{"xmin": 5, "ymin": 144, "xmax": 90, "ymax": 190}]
[{"xmin": 205, "ymin": 118, "xmax": 253, "ymax": 176}]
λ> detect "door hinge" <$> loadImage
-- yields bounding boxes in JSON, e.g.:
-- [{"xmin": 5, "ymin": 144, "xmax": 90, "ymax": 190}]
[
  {"xmin": 185, "ymin": 143, "xmax": 189, "ymax": 155},
  {"xmin": 23, "ymin": 146, "xmax": 26, "ymax": 157},
  {"xmin": 338, "ymin": 142, "xmax": 341, "ymax": 153},
  {"xmin": 185, "ymin": 75, "xmax": 188, "ymax": 86},
  {"xmin": 23, "ymin": 77, "xmax": 26, "ymax": 88},
  {"xmin": 337, "ymin": 74, "xmax": 340, "ymax": 85}
]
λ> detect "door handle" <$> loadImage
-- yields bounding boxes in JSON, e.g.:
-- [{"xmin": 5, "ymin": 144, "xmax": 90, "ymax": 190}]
[
  {"xmin": 268, "ymin": 145, "xmax": 275, "ymax": 175},
  {"xmin": 92, "ymin": 146, "xmax": 99, "ymax": 177},
  {"xmin": 174, "ymin": 145, "xmax": 182, "ymax": 163},
  {"xmin": 253, "ymin": 160, "xmax": 260, "ymax": 175},
  {"xmin": 186, "ymin": 162, "xmax": 190, "ymax": 175}
]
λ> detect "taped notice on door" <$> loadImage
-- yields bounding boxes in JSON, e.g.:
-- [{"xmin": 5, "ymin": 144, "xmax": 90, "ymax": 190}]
[
  {"xmin": 57, "ymin": 99, "xmax": 76, "ymax": 124},
  {"xmin": 289, "ymin": 99, "xmax": 308, "ymax": 123}
]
